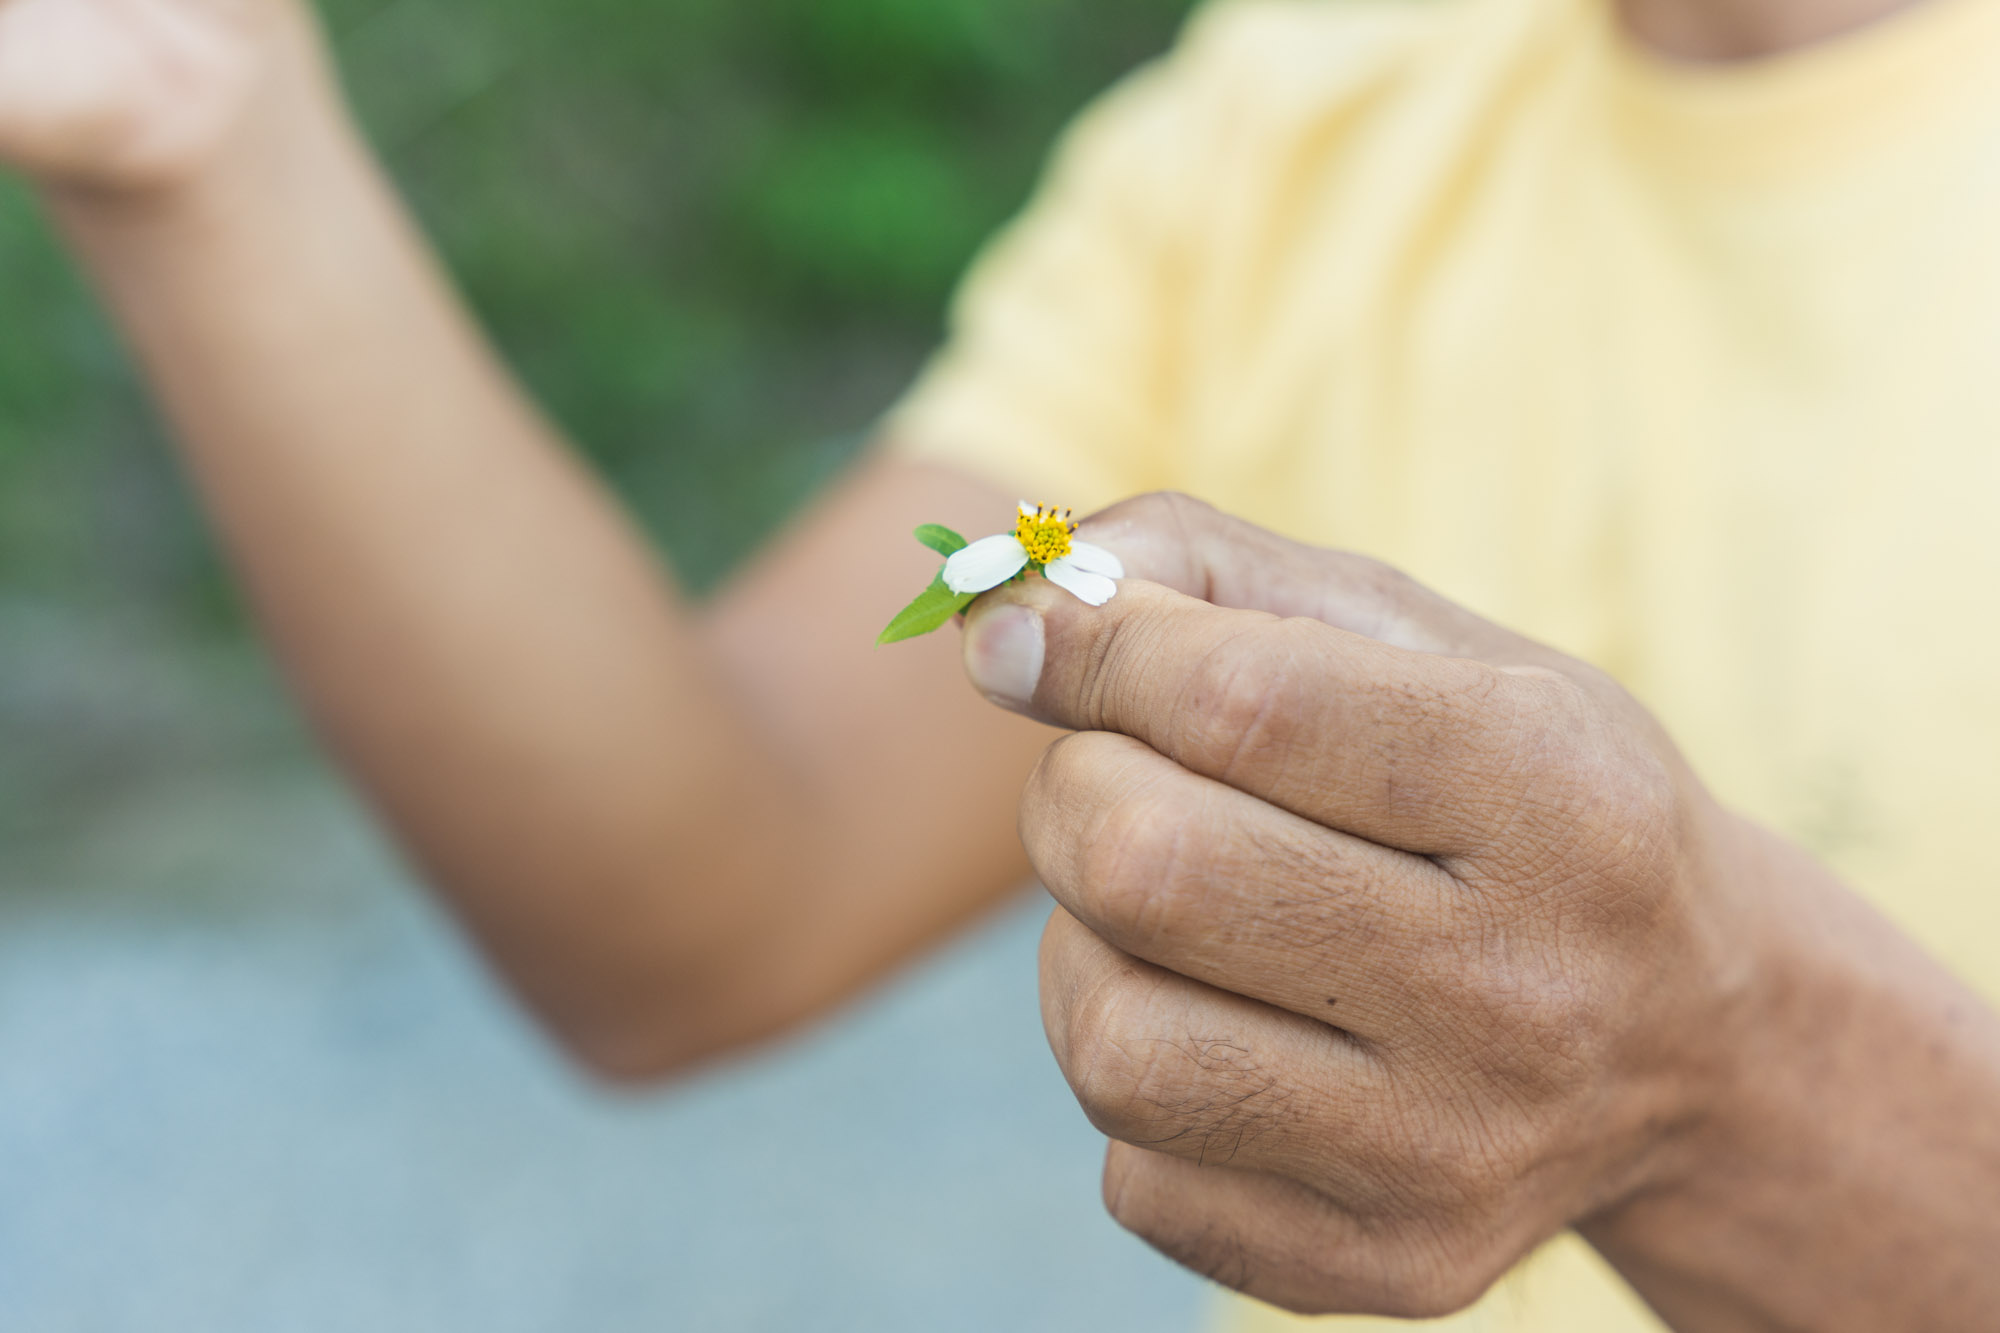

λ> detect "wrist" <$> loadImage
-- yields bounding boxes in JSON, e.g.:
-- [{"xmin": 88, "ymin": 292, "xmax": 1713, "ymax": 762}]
[
  {"xmin": 1581, "ymin": 817, "xmax": 2000, "ymax": 1329},
  {"xmin": 1576, "ymin": 818, "xmax": 1830, "ymax": 1315}
]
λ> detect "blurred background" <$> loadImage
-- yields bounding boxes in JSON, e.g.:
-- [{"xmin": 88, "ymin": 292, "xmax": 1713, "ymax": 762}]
[{"xmin": 0, "ymin": 0, "xmax": 1220, "ymax": 1328}]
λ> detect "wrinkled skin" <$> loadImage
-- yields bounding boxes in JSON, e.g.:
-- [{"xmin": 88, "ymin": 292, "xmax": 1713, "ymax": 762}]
[
  {"xmin": 967, "ymin": 493, "xmax": 1770, "ymax": 1317},
  {"xmin": 11, "ymin": 0, "xmax": 2000, "ymax": 1318}
]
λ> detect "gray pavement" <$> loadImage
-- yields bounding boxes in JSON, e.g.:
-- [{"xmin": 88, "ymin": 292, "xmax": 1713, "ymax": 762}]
[{"xmin": 0, "ymin": 602, "xmax": 1210, "ymax": 1332}]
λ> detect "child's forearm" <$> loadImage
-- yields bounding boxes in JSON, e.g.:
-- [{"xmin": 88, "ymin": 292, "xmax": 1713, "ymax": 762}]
[{"xmin": 50, "ymin": 80, "xmax": 815, "ymax": 1073}]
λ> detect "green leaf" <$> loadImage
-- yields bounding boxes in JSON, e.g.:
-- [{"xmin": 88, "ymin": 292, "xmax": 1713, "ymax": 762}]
[
  {"xmin": 914, "ymin": 523, "xmax": 968, "ymax": 557},
  {"xmin": 877, "ymin": 574, "xmax": 978, "ymax": 644}
]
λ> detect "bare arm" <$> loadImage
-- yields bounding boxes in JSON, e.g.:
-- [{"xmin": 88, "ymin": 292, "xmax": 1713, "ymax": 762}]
[
  {"xmin": 977, "ymin": 494, "xmax": 2000, "ymax": 1330},
  {"xmin": 8, "ymin": 0, "xmax": 1049, "ymax": 1077},
  {"xmin": 1579, "ymin": 825, "xmax": 2000, "ymax": 1332}
]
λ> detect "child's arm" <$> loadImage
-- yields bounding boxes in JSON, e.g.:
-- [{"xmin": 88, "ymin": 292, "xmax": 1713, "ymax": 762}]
[{"xmin": 5, "ymin": 0, "xmax": 1052, "ymax": 1077}]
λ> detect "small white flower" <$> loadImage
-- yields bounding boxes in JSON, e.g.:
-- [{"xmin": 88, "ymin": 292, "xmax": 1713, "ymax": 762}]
[{"xmin": 943, "ymin": 502, "xmax": 1125, "ymax": 607}]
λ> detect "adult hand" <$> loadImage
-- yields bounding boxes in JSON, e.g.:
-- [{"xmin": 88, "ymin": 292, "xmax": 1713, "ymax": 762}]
[
  {"xmin": 958, "ymin": 493, "xmax": 1902, "ymax": 1320},
  {"xmin": 0, "ymin": 0, "xmax": 317, "ymax": 194}
]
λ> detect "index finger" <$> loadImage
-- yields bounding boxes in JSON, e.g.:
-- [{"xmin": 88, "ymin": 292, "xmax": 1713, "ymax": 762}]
[{"xmin": 963, "ymin": 576, "xmax": 1549, "ymax": 856}]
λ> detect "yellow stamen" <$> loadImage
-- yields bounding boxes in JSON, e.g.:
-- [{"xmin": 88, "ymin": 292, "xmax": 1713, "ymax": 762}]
[{"xmin": 1015, "ymin": 503, "xmax": 1076, "ymax": 566}]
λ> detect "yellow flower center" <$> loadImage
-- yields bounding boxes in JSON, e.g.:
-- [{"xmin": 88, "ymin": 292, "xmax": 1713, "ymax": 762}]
[{"xmin": 1015, "ymin": 504, "xmax": 1076, "ymax": 565}]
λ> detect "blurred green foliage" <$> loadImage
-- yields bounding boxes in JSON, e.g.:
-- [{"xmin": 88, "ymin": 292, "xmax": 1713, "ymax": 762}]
[{"xmin": 0, "ymin": 0, "xmax": 1193, "ymax": 618}]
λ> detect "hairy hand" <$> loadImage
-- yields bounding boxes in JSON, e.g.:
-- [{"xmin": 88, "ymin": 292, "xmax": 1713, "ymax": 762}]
[{"xmin": 963, "ymin": 493, "xmax": 1768, "ymax": 1317}]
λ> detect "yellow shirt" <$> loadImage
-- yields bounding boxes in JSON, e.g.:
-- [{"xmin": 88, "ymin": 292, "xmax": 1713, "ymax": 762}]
[{"xmin": 887, "ymin": 0, "xmax": 2000, "ymax": 1326}]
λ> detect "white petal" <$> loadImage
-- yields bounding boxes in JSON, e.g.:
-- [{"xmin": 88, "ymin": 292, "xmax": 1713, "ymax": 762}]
[
  {"xmin": 943, "ymin": 534, "xmax": 1029, "ymax": 593},
  {"xmin": 1017, "ymin": 499, "xmax": 1037, "ymax": 517},
  {"xmin": 1061, "ymin": 540, "xmax": 1124, "ymax": 579},
  {"xmin": 1044, "ymin": 557, "xmax": 1118, "ymax": 606}
]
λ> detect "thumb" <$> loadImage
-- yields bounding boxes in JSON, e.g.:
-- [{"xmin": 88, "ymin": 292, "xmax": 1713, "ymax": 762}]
[{"xmin": 1067, "ymin": 492, "xmax": 1530, "ymax": 662}]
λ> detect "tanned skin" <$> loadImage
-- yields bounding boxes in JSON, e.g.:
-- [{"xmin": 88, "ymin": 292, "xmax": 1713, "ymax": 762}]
[{"xmin": 5, "ymin": 0, "xmax": 1998, "ymax": 1325}]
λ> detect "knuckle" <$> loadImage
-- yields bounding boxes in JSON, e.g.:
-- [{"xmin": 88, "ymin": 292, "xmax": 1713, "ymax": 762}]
[
  {"xmin": 1500, "ymin": 677, "xmax": 1688, "ymax": 911},
  {"xmin": 1282, "ymin": 1229, "xmax": 1497, "ymax": 1320},
  {"xmin": 1587, "ymin": 746, "xmax": 1684, "ymax": 878},
  {"xmin": 1109, "ymin": 1031, "xmax": 1298, "ymax": 1166},
  {"xmin": 1445, "ymin": 668, "xmax": 1681, "ymax": 876},
  {"xmin": 1310, "ymin": 1210, "xmax": 1505, "ymax": 1320},
  {"xmin": 1019, "ymin": 739, "xmax": 1085, "ymax": 878},
  {"xmin": 1341, "ymin": 659, "xmax": 1507, "ymax": 828},
  {"xmin": 1101, "ymin": 1151, "xmax": 1263, "ymax": 1293},
  {"xmin": 1064, "ymin": 963, "xmax": 1124, "ymax": 1052},
  {"xmin": 1356, "ymin": 1091, "xmax": 1496, "ymax": 1211},
  {"xmin": 1031, "ymin": 722, "xmax": 1199, "ymax": 907},
  {"xmin": 1404, "ymin": 1223, "xmax": 1517, "ymax": 1317},
  {"xmin": 1067, "ymin": 994, "xmax": 1298, "ymax": 1167},
  {"xmin": 1366, "ymin": 1256, "xmax": 1494, "ymax": 1321},
  {"xmin": 1024, "ymin": 731, "xmax": 1095, "ymax": 817},
  {"xmin": 1193, "ymin": 632, "xmax": 1279, "ymax": 736},
  {"xmin": 1036, "ymin": 910, "xmax": 1087, "ymax": 1056},
  {"xmin": 1175, "ymin": 1041, "xmax": 1294, "ymax": 1160},
  {"xmin": 1112, "ymin": 490, "xmax": 1216, "ymax": 534},
  {"xmin": 1530, "ymin": 967, "xmax": 1613, "ymax": 1069},
  {"xmin": 1155, "ymin": 1221, "xmax": 1264, "ymax": 1295},
  {"xmin": 1354, "ymin": 1078, "xmax": 1533, "ymax": 1219},
  {"xmin": 1343, "ymin": 552, "xmax": 1422, "ymax": 615},
  {"xmin": 1026, "ymin": 734, "xmax": 1181, "ymax": 904},
  {"xmin": 1296, "ymin": 549, "xmax": 1467, "ymax": 656},
  {"xmin": 1082, "ymin": 597, "xmax": 1177, "ymax": 729},
  {"xmin": 1443, "ymin": 962, "xmax": 1613, "ymax": 1120},
  {"xmin": 1339, "ymin": 557, "xmax": 1487, "ymax": 657},
  {"xmin": 1082, "ymin": 492, "xmax": 1219, "ymax": 593},
  {"xmin": 1062, "ymin": 968, "xmax": 1150, "ymax": 1113},
  {"xmin": 1074, "ymin": 776, "xmax": 1188, "ymax": 937},
  {"xmin": 1409, "ymin": 1117, "xmax": 1518, "ymax": 1214},
  {"xmin": 1180, "ymin": 620, "xmax": 1308, "ymax": 776},
  {"xmin": 1359, "ymin": 556, "xmax": 1428, "ymax": 611},
  {"xmin": 1383, "ymin": 655, "xmax": 1500, "ymax": 742},
  {"xmin": 1099, "ymin": 1143, "xmax": 1143, "ymax": 1227},
  {"xmin": 1104, "ymin": 489, "xmax": 1205, "ymax": 524}
]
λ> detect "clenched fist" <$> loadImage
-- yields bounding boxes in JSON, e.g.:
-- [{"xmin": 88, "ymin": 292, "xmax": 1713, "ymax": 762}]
[{"xmin": 960, "ymin": 493, "xmax": 2000, "ymax": 1324}]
